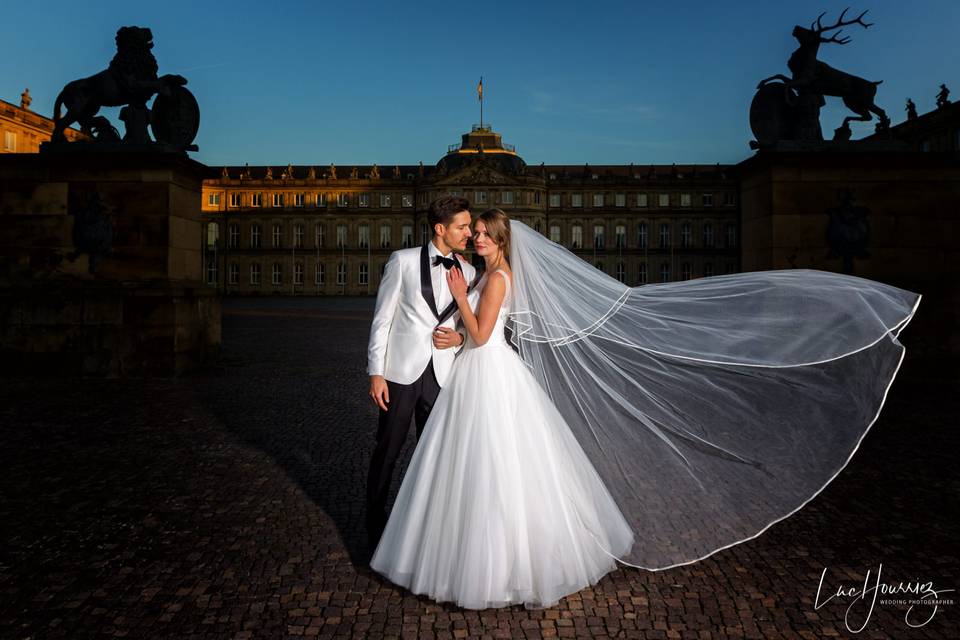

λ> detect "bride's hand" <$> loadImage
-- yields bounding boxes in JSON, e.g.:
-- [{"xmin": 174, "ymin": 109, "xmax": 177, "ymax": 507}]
[{"xmin": 446, "ymin": 267, "xmax": 468, "ymax": 302}]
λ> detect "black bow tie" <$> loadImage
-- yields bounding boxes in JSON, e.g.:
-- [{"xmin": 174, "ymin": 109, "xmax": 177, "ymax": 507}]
[{"xmin": 432, "ymin": 255, "xmax": 460, "ymax": 270}]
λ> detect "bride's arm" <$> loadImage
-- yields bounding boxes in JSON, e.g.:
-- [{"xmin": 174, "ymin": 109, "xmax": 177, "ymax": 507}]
[{"xmin": 447, "ymin": 268, "xmax": 505, "ymax": 347}]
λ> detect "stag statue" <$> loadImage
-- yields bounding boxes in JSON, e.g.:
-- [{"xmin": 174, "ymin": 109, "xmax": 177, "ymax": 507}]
[{"xmin": 750, "ymin": 8, "xmax": 889, "ymax": 148}]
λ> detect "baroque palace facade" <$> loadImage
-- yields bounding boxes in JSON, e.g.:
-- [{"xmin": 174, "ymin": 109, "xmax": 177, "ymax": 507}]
[{"xmin": 200, "ymin": 125, "xmax": 740, "ymax": 295}]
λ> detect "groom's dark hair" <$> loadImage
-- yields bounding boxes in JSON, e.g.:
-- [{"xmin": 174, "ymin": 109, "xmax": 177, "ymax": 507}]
[{"xmin": 428, "ymin": 195, "xmax": 471, "ymax": 230}]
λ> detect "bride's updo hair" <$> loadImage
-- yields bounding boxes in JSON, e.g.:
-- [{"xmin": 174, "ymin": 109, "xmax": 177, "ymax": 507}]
[{"xmin": 477, "ymin": 208, "xmax": 511, "ymax": 262}]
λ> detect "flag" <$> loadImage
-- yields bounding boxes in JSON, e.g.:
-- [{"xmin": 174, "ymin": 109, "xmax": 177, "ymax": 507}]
[{"xmin": 477, "ymin": 76, "xmax": 483, "ymax": 101}]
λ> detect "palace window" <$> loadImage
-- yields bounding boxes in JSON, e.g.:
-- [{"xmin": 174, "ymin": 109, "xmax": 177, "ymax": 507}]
[
  {"xmin": 252, "ymin": 192, "xmax": 263, "ymax": 207},
  {"xmin": 294, "ymin": 262, "xmax": 304, "ymax": 285},
  {"xmin": 380, "ymin": 193, "xmax": 392, "ymax": 207},
  {"xmin": 208, "ymin": 193, "xmax": 221, "ymax": 206},
  {"xmin": 358, "ymin": 224, "xmax": 370, "ymax": 249},
  {"xmin": 401, "ymin": 194, "xmax": 413, "ymax": 207},
  {"xmin": 272, "ymin": 224, "xmax": 283, "ymax": 248},
  {"xmin": 294, "ymin": 224, "xmax": 304, "ymax": 248},
  {"xmin": 616, "ymin": 261, "xmax": 626, "ymax": 283},
  {"xmin": 658, "ymin": 193, "xmax": 670, "ymax": 207},
  {"xmin": 571, "ymin": 193, "xmax": 583, "ymax": 208},
  {"xmin": 681, "ymin": 222, "xmax": 692, "ymax": 248},
  {"xmin": 475, "ymin": 191, "xmax": 487, "ymax": 204},
  {"xmin": 615, "ymin": 193, "xmax": 625, "ymax": 207},
  {"xmin": 337, "ymin": 193, "xmax": 350, "ymax": 207},
  {"xmin": 571, "ymin": 225, "xmax": 583, "ymax": 249},
  {"xmin": 593, "ymin": 224, "xmax": 605, "ymax": 249},
  {"xmin": 702, "ymin": 193, "xmax": 713, "ymax": 207},
  {"xmin": 723, "ymin": 192, "xmax": 736, "ymax": 206},
  {"xmin": 359, "ymin": 193, "xmax": 370, "ymax": 207},
  {"xmin": 660, "ymin": 262, "xmax": 670, "ymax": 283},
  {"xmin": 682, "ymin": 262, "xmax": 692, "ymax": 280},
  {"xmin": 637, "ymin": 222, "xmax": 648, "ymax": 248},
  {"xmin": 229, "ymin": 192, "xmax": 242, "ymax": 207},
  {"xmin": 501, "ymin": 191, "xmax": 513, "ymax": 205},
  {"xmin": 402, "ymin": 225, "xmax": 413, "ymax": 248},
  {"xmin": 272, "ymin": 262, "xmax": 282, "ymax": 285},
  {"xmin": 316, "ymin": 193, "xmax": 327, "ymax": 207},
  {"xmin": 359, "ymin": 262, "xmax": 369, "ymax": 286},
  {"xmin": 315, "ymin": 263, "xmax": 325, "ymax": 285},
  {"xmin": 420, "ymin": 222, "xmax": 428, "ymax": 244},
  {"xmin": 228, "ymin": 223, "xmax": 239, "ymax": 248},
  {"xmin": 725, "ymin": 223, "xmax": 737, "ymax": 248},
  {"xmin": 205, "ymin": 222, "xmax": 219, "ymax": 248},
  {"xmin": 615, "ymin": 225, "xmax": 626, "ymax": 249},
  {"xmin": 336, "ymin": 262, "xmax": 346, "ymax": 285},
  {"xmin": 703, "ymin": 223, "xmax": 714, "ymax": 247},
  {"xmin": 315, "ymin": 223, "xmax": 325, "ymax": 248},
  {"xmin": 380, "ymin": 224, "xmax": 391, "ymax": 248},
  {"xmin": 3, "ymin": 131, "xmax": 16, "ymax": 152},
  {"xmin": 206, "ymin": 259, "xmax": 217, "ymax": 285},
  {"xmin": 336, "ymin": 224, "xmax": 347, "ymax": 248},
  {"xmin": 534, "ymin": 191, "xmax": 542, "ymax": 205},
  {"xmin": 272, "ymin": 193, "xmax": 284, "ymax": 207},
  {"xmin": 636, "ymin": 193, "xmax": 648, "ymax": 207},
  {"xmin": 549, "ymin": 193, "xmax": 561, "ymax": 208},
  {"xmin": 593, "ymin": 193, "xmax": 604, "ymax": 207},
  {"xmin": 228, "ymin": 262, "xmax": 239, "ymax": 285},
  {"xmin": 659, "ymin": 223, "xmax": 670, "ymax": 248},
  {"xmin": 639, "ymin": 262, "xmax": 648, "ymax": 285},
  {"xmin": 250, "ymin": 262, "xmax": 261, "ymax": 285},
  {"xmin": 549, "ymin": 225, "xmax": 561, "ymax": 243},
  {"xmin": 250, "ymin": 224, "xmax": 262, "ymax": 248},
  {"xmin": 680, "ymin": 193, "xmax": 691, "ymax": 207}
]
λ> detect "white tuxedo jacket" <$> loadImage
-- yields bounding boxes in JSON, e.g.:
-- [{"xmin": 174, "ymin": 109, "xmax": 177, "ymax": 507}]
[{"xmin": 367, "ymin": 242, "xmax": 477, "ymax": 386}]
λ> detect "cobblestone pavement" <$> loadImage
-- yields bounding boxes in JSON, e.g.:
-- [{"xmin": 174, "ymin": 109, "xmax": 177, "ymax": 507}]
[{"xmin": 1, "ymin": 297, "xmax": 957, "ymax": 640}]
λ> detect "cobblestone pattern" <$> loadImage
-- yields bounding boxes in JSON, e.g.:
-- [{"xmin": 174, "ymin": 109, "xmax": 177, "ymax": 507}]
[{"xmin": 1, "ymin": 297, "xmax": 957, "ymax": 639}]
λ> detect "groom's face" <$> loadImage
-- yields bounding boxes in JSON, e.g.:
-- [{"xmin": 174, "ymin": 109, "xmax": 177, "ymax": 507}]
[{"xmin": 437, "ymin": 210, "xmax": 473, "ymax": 252}]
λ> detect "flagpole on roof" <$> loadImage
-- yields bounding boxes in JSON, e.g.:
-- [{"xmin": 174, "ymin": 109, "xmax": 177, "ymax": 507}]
[{"xmin": 478, "ymin": 76, "xmax": 483, "ymax": 129}]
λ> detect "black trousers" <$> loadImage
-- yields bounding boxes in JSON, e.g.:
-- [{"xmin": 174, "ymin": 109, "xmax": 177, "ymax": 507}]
[{"xmin": 365, "ymin": 359, "xmax": 441, "ymax": 543}]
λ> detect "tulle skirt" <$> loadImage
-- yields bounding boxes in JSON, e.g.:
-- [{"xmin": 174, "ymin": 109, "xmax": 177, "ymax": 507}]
[{"xmin": 369, "ymin": 341, "xmax": 634, "ymax": 610}]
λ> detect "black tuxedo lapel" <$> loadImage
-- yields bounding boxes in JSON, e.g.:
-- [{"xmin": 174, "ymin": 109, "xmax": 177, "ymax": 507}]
[
  {"xmin": 435, "ymin": 269, "xmax": 480, "ymax": 328},
  {"xmin": 420, "ymin": 243, "xmax": 440, "ymax": 320}
]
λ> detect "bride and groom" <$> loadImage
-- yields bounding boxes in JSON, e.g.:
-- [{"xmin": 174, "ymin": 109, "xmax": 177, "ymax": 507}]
[{"xmin": 364, "ymin": 195, "xmax": 922, "ymax": 610}]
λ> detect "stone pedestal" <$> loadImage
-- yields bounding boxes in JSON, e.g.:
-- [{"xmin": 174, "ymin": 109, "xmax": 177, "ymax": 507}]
[
  {"xmin": 0, "ymin": 151, "xmax": 221, "ymax": 376},
  {"xmin": 737, "ymin": 149, "xmax": 959, "ymax": 360}
]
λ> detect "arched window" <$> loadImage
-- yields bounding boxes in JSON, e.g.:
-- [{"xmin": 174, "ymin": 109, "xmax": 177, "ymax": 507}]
[
  {"xmin": 206, "ymin": 222, "xmax": 219, "ymax": 248},
  {"xmin": 637, "ymin": 222, "xmax": 648, "ymax": 248}
]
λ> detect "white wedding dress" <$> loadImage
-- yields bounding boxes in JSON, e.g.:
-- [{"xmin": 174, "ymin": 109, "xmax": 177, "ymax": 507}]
[{"xmin": 369, "ymin": 268, "xmax": 634, "ymax": 610}]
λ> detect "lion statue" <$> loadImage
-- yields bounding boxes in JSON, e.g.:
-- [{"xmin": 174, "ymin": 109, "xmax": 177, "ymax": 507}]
[{"xmin": 51, "ymin": 26, "xmax": 187, "ymax": 144}]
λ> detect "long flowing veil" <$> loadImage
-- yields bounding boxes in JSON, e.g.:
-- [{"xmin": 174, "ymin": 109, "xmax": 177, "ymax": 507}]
[{"xmin": 505, "ymin": 220, "xmax": 921, "ymax": 570}]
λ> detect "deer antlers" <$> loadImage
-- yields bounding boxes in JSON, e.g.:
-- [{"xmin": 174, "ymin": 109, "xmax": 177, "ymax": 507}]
[{"xmin": 811, "ymin": 7, "xmax": 873, "ymax": 44}]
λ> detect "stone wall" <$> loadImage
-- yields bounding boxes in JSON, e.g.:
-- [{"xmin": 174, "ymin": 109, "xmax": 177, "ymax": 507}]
[{"xmin": 0, "ymin": 151, "xmax": 221, "ymax": 376}]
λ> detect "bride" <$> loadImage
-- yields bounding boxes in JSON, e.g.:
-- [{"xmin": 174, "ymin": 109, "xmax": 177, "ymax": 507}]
[{"xmin": 368, "ymin": 208, "xmax": 921, "ymax": 610}]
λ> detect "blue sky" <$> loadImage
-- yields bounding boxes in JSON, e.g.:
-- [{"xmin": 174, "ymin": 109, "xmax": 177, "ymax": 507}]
[{"xmin": 2, "ymin": 0, "xmax": 956, "ymax": 167}]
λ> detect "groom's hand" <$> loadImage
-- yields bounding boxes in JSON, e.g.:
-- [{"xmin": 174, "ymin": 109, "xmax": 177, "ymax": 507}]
[
  {"xmin": 433, "ymin": 327, "xmax": 463, "ymax": 350},
  {"xmin": 369, "ymin": 375, "xmax": 389, "ymax": 412}
]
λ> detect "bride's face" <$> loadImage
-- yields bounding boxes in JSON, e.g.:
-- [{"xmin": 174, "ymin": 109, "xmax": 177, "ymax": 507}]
[{"xmin": 472, "ymin": 220, "xmax": 500, "ymax": 257}]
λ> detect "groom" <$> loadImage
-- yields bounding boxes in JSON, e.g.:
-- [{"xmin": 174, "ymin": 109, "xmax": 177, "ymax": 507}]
[{"xmin": 365, "ymin": 195, "xmax": 477, "ymax": 549}]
